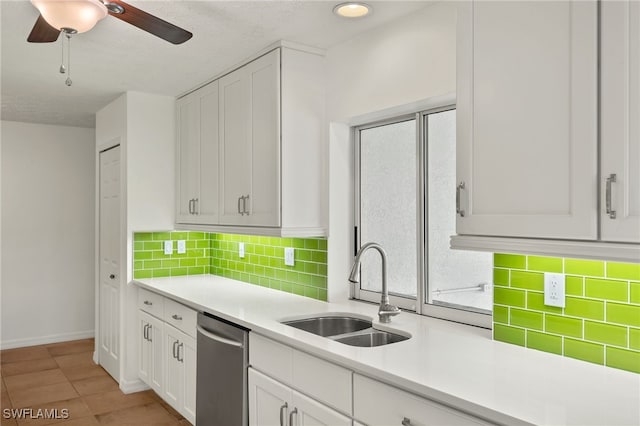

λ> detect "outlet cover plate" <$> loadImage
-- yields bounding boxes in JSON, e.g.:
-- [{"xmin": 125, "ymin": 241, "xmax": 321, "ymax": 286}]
[
  {"xmin": 285, "ymin": 247, "xmax": 295, "ymax": 266},
  {"xmin": 177, "ymin": 240, "xmax": 186, "ymax": 254},
  {"xmin": 239, "ymin": 242, "xmax": 245, "ymax": 258},
  {"xmin": 544, "ymin": 272, "xmax": 566, "ymax": 308},
  {"xmin": 164, "ymin": 240, "xmax": 173, "ymax": 255}
]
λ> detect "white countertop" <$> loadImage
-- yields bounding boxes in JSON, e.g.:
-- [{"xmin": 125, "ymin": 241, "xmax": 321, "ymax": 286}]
[{"xmin": 133, "ymin": 275, "xmax": 640, "ymax": 426}]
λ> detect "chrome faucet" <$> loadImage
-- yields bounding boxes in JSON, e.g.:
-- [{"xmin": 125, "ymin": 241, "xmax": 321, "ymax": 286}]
[{"xmin": 348, "ymin": 242, "xmax": 400, "ymax": 323}]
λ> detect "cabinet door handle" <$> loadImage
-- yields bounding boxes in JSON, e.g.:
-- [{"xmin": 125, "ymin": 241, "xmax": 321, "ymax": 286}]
[
  {"xmin": 172, "ymin": 340, "xmax": 179, "ymax": 359},
  {"xmin": 147, "ymin": 325, "xmax": 152, "ymax": 342},
  {"xmin": 238, "ymin": 196, "xmax": 243, "ymax": 215},
  {"xmin": 279, "ymin": 402, "xmax": 288, "ymax": 426},
  {"xmin": 143, "ymin": 300, "xmax": 153, "ymax": 306},
  {"xmin": 289, "ymin": 407, "xmax": 297, "ymax": 426},
  {"xmin": 177, "ymin": 343, "xmax": 184, "ymax": 362},
  {"xmin": 171, "ymin": 314, "xmax": 182, "ymax": 321},
  {"xmin": 606, "ymin": 174, "xmax": 617, "ymax": 219},
  {"xmin": 456, "ymin": 181, "xmax": 466, "ymax": 217},
  {"xmin": 143, "ymin": 323, "xmax": 148, "ymax": 341},
  {"xmin": 194, "ymin": 198, "xmax": 199, "ymax": 215},
  {"xmin": 188, "ymin": 198, "xmax": 193, "ymax": 215},
  {"xmin": 243, "ymin": 194, "xmax": 250, "ymax": 215},
  {"xmin": 401, "ymin": 417, "xmax": 412, "ymax": 426}
]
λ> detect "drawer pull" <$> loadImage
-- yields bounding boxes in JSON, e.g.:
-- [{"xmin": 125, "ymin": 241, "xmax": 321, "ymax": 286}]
[
  {"xmin": 456, "ymin": 181, "xmax": 466, "ymax": 217},
  {"xmin": 279, "ymin": 403, "xmax": 288, "ymax": 426},
  {"xmin": 171, "ymin": 314, "xmax": 183, "ymax": 321},
  {"xmin": 401, "ymin": 417, "xmax": 412, "ymax": 426},
  {"xmin": 606, "ymin": 173, "xmax": 617, "ymax": 219},
  {"xmin": 143, "ymin": 300, "xmax": 153, "ymax": 306}
]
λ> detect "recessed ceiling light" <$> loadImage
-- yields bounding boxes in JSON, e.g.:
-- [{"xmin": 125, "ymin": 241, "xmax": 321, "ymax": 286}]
[{"xmin": 333, "ymin": 2, "xmax": 372, "ymax": 18}]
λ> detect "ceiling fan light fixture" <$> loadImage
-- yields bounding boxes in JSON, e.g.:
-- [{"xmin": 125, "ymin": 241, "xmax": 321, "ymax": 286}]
[
  {"xmin": 31, "ymin": 0, "xmax": 108, "ymax": 33},
  {"xmin": 333, "ymin": 2, "xmax": 371, "ymax": 18}
]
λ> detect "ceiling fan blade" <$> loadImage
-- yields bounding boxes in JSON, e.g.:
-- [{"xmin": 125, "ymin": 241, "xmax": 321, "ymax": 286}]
[
  {"xmin": 27, "ymin": 15, "xmax": 60, "ymax": 43},
  {"xmin": 107, "ymin": 0, "xmax": 192, "ymax": 45}
]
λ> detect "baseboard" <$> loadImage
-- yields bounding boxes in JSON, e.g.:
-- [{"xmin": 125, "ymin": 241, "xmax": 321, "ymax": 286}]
[
  {"xmin": 0, "ymin": 330, "xmax": 95, "ymax": 350},
  {"xmin": 119, "ymin": 378, "xmax": 150, "ymax": 394},
  {"xmin": 93, "ymin": 351, "xmax": 98, "ymax": 364}
]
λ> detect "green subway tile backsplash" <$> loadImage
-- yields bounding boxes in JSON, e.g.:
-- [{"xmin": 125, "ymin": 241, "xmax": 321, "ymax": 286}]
[
  {"xmin": 133, "ymin": 231, "xmax": 327, "ymax": 301},
  {"xmin": 494, "ymin": 253, "xmax": 640, "ymax": 375}
]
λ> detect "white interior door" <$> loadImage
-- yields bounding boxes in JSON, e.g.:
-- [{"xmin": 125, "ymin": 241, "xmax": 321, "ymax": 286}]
[{"xmin": 99, "ymin": 145, "xmax": 121, "ymax": 380}]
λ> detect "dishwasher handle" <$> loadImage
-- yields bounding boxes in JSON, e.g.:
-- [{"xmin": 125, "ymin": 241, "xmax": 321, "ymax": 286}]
[{"xmin": 197, "ymin": 325, "xmax": 244, "ymax": 348}]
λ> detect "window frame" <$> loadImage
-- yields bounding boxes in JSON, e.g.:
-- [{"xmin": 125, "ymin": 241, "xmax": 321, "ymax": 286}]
[{"xmin": 353, "ymin": 103, "xmax": 493, "ymax": 329}]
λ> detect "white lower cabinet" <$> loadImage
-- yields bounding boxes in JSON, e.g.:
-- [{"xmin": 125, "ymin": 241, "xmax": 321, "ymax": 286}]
[
  {"xmin": 353, "ymin": 374, "xmax": 492, "ymax": 426},
  {"xmin": 164, "ymin": 324, "xmax": 197, "ymax": 424},
  {"xmin": 138, "ymin": 311, "xmax": 164, "ymax": 394},
  {"xmin": 137, "ymin": 290, "xmax": 197, "ymax": 425},
  {"xmin": 249, "ymin": 368, "xmax": 351, "ymax": 426}
]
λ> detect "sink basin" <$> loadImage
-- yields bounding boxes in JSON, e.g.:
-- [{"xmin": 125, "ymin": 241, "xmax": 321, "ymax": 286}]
[
  {"xmin": 282, "ymin": 316, "xmax": 372, "ymax": 337},
  {"xmin": 334, "ymin": 331, "xmax": 409, "ymax": 347}
]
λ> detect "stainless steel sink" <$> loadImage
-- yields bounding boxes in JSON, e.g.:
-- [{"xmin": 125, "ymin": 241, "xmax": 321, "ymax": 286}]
[
  {"xmin": 334, "ymin": 330, "xmax": 409, "ymax": 347},
  {"xmin": 281, "ymin": 315, "xmax": 410, "ymax": 347},
  {"xmin": 282, "ymin": 316, "xmax": 372, "ymax": 337}
]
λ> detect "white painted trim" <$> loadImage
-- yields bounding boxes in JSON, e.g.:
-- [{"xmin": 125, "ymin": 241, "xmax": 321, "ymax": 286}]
[
  {"xmin": 119, "ymin": 378, "xmax": 150, "ymax": 394},
  {"xmin": 174, "ymin": 223, "xmax": 327, "ymax": 238},
  {"xmin": 450, "ymin": 235, "xmax": 640, "ymax": 263},
  {"xmin": 346, "ymin": 93, "xmax": 456, "ymax": 127},
  {"xmin": 0, "ymin": 330, "xmax": 95, "ymax": 350}
]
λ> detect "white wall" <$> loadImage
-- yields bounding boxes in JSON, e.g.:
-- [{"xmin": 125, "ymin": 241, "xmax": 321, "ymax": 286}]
[
  {"xmin": 1, "ymin": 121, "xmax": 95, "ymax": 348},
  {"xmin": 326, "ymin": 2, "xmax": 457, "ymax": 301}
]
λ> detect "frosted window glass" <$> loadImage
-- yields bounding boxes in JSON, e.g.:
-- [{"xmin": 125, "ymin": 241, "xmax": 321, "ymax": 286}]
[
  {"xmin": 427, "ymin": 110, "xmax": 493, "ymax": 312},
  {"xmin": 359, "ymin": 119, "xmax": 417, "ymax": 298}
]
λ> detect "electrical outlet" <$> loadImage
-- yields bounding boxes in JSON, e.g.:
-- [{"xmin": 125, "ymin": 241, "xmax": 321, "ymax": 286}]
[
  {"xmin": 544, "ymin": 272, "xmax": 566, "ymax": 308},
  {"xmin": 284, "ymin": 247, "xmax": 295, "ymax": 266},
  {"xmin": 239, "ymin": 242, "xmax": 245, "ymax": 258},
  {"xmin": 177, "ymin": 240, "xmax": 186, "ymax": 254},
  {"xmin": 164, "ymin": 240, "xmax": 173, "ymax": 255}
]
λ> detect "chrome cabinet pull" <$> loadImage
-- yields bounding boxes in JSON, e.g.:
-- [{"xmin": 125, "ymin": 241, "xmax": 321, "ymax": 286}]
[
  {"xmin": 109, "ymin": 274, "xmax": 116, "ymax": 279},
  {"xmin": 279, "ymin": 403, "xmax": 288, "ymax": 426},
  {"xmin": 289, "ymin": 407, "xmax": 297, "ymax": 426},
  {"xmin": 143, "ymin": 323, "xmax": 148, "ymax": 341},
  {"xmin": 172, "ymin": 340, "xmax": 179, "ymax": 359},
  {"xmin": 243, "ymin": 194, "xmax": 250, "ymax": 215},
  {"xmin": 171, "ymin": 314, "xmax": 182, "ymax": 321},
  {"xmin": 456, "ymin": 181, "xmax": 466, "ymax": 217},
  {"xmin": 401, "ymin": 417, "xmax": 412, "ymax": 426},
  {"xmin": 194, "ymin": 198, "xmax": 199, "ymax": 215},
  {"xmin": 177, "ymin": 343, "xmax": 184, "ymax": 362},
  {"xmin": 188, "ymin": 198, "xmax": 194, "ymax": 215},
  {"xmin": 147, "ymin": 325, "xmax": 152, "ymax": 342},
  {"xmin": 606, "ymin": 174, "xmax": 617, "ymax": 219},
  {"xmin": 143, "ymin": 300, "xmax": 153, "ymax": 306},
  {"xmin": 237, "ymin": 196, "xmax": 243, "ymax": 215}
]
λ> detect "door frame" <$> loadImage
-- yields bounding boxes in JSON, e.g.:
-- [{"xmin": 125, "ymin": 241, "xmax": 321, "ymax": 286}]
[{"xmin": 95, "ymin": 137, "xmax": 126, "ymax": 383}]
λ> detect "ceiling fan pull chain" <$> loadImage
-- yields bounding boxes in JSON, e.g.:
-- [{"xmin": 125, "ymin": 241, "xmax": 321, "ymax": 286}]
[
  {"xmin": 59, "ymin": 36, "xmax": 66, "ymax": 74},
  {"xmin": 65, "ymin": 33, "xmax": 72, "ymax": 87}
]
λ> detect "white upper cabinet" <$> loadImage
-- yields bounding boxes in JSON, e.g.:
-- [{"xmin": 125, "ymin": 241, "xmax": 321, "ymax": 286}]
[
  {"xmin": 176, "ymin": 81, "xmax": 220, "ymax": 225},
  {"xmin": 601, "ymin": 0, "xmax": 640, "ymax": 243},
  {"xmin": 177, "ymin": 43, "xmax": 326, "ymax": 237},
  {"xmin": 456, "ymin": 0, "xmax": 598, "ymax": 240},
  {"xmin": 219, "ymin": 49, "xmax": 280, "ymax": 227}
]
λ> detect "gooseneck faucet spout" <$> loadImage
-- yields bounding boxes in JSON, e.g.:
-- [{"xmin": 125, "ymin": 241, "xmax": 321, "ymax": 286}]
[{"xmin": 349, "ymin": 242, "xmax": 400, "ymax": 323}]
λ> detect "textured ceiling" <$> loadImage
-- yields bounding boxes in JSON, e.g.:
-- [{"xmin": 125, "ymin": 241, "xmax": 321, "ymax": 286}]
[{"xmin": 1, "ymin": 0, "xmax": 431, "ymax": 128}]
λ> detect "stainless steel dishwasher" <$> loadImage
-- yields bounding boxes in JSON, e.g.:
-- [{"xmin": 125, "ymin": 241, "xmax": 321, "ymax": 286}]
[{"xmin": 196, "ymin": 312, "xmax": 249, "ymax": 426}]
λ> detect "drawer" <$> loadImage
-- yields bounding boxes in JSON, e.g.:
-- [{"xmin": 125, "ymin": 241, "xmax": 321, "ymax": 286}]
[
  {"xmin": 137, "ymin": 288, "xmax": 164, "ymax": 318},
  {"xmin": 292, "ymin": 350, "xmax": 352, "ymax": 415},
  {"xmin": 353, "ymin": 374, "xmax": 493, "ymax": 426},
  {"xmin": 249, "ymin": 333, "xmax": 293, "ymax": 385},
  {"xmin": 163, "ymin": 298, "xmax": 197, "ymax": 337}
]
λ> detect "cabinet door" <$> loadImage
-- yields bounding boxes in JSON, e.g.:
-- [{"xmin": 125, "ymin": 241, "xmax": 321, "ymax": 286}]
[
  {"xmin": 163, "ymin": 324, "xmax": 183, "ymax": 411},
  {"xmin": 219, "ymin": 65, "xmax": 251, "ymax": 225},
  {"xmin": 147, "ymin": 314, "xmax": 164, "ymax": 394},
  {"xmin": 245, "ymin": 49, "xmax": 281, "ymax": 227},
  {"xmin": 456, "ymin": 1, "xmax": 598, "ymax": 239},
  {"xmin": 194, "ymin": 81, "xmax": 220, "ymax": 225},
  {"xmin": 176, "ymin": 92, "xmax": 201, "ymax": 224},
  {"xmin": 249, "ymin": 368, "xmax": 291, "ymax": 426},
  {"xmin": 601, "ymin": 0, "xmax": 640, "ymax": 243},
  {"xmin": 181, "ymin": 334, "xmax": 197, "ymax": 425},
  {"xmin": 292, "ymin": 391, "xmax": 351, "ymax": 426}
]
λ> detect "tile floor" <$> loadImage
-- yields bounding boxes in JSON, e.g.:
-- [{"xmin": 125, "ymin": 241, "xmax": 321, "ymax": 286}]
[{"xmin": 0, "ymin": 339, "xmax": 189, "ymax": 425}]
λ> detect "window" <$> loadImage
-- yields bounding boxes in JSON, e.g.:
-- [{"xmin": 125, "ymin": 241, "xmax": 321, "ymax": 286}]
[{"xmin": 354, "ymin": 106, "xmax": 493, "ymax": 328}]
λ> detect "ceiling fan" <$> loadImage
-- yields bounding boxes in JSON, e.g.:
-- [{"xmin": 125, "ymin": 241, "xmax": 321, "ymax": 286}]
[{"xmin": 27, "ymin": 0, "xmax": 193, "ymax": 45}]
